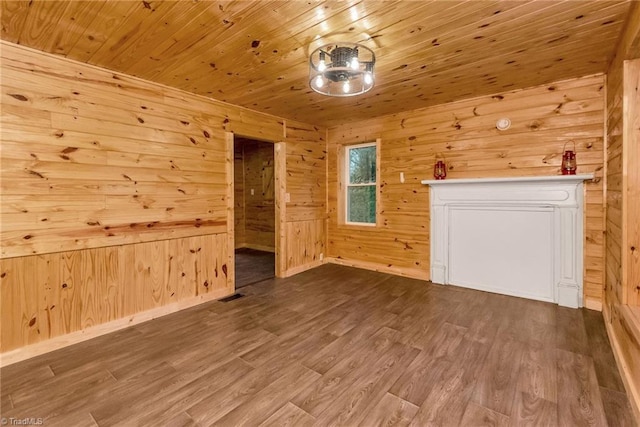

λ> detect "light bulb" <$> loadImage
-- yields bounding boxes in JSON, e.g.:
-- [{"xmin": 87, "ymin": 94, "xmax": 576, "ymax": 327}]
[
  {"xmin": 314, "ymin": 75, "xmax": 324, "ymax": 88},
  {"xmin": 351, "ymin": 57, "xmax": 359, "ymax": 70},
  {"xmin": 318, "ymin": 59, "xmax": 326, "ymax": 72},
  {"xmin": 364, "ymin": 72, "xmax": 373, "ymax": 85},
  {"xmin": 343, "ymin": 81, "xmax": 350, "ymax": 93}
]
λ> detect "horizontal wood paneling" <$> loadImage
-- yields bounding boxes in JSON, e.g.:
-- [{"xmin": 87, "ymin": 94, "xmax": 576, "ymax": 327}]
[
  {"xmin": 328, "ymin": 75, "xmax": 605, "ymax": 297},
  {"xmin": 0, "ymin": 42, "xmax": 327, "ymax": 360},
  {"xmin": 1, "ymin": 42, "xmax": 229, "ymax": 258},
  {"xmin": 0, "ymin": 234, "xmax": 230, "ymax": 353}
]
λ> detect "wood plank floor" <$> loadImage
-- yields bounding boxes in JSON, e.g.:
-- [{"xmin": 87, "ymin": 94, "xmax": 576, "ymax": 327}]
[{"xmin": 0, "ymin": 264, "xmax": 634, "ymax": 426}]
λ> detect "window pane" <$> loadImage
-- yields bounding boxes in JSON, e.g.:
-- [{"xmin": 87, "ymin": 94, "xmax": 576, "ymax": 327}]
[
  {"xmin": 347, "ymin": 185, "xmax": 376, "ymax": 223},
  {"xmin": 349, "ymin": 146, "xmax": 376, "ymax": 184}
]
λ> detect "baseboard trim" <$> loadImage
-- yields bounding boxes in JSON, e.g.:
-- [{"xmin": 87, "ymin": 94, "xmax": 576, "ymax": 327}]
[
  {"xmin": 282, "ymin": 259, "xmax": 324, "ymax": 277},
  {"xmin": 585, "ymin": 297, "xmax": 603, "ymax": 311},
  {"xmin": 236, "ymin": 243, "xmax": 276, "ymax": 253},
  {"xmin": 0, "ymin": 286, "xmax": 234, "ymax": 367},
  {"xmin": 325, "ymin": 257, "xmax": 429, "ymax": 281},
  {"xmin": 603, "ymin": 303, "xmax": 640, "ymax": 425}
]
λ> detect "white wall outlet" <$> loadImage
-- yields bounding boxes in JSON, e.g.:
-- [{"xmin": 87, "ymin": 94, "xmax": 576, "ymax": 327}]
[
  {"xmin": 285, "ymin": 192, "xmax": 291, "ymax": 202},
  {"xmin": 319, "ymin": 253, "xmax": 324, "ymax": 261},
  {"xmin": 250, "ymin": 188, "xmax": 255, "ymax": 196},
  {"xmin": 400, "ymin": 172, "xmax": 405, "ymax": 183}
]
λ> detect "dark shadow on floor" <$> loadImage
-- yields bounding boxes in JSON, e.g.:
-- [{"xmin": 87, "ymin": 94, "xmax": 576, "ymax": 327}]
[{"xmin": 235, "ymin": 248, "xmax": 275, "ymax": 288}]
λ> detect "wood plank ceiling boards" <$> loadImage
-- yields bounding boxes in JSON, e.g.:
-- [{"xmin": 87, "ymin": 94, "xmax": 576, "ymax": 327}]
[{"xmin": 0, "ymin": 0, "xmax": 631, "ymax": 127}]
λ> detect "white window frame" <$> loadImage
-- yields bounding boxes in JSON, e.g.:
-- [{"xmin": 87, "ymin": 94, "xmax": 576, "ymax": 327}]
[{"xmin": 344, "ymin": 141, "xmax": 378, "ymax": 226}]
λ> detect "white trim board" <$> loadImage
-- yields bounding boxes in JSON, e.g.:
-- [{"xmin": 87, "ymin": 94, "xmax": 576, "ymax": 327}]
[{"xmin": 423, "ymin": 174, "xmax": 593, "ymax": 308}]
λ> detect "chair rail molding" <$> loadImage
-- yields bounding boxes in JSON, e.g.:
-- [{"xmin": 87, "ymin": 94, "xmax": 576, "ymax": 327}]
[{"xmin": 421, "ymin": 174, "xmax": 594, "ymax": 308}]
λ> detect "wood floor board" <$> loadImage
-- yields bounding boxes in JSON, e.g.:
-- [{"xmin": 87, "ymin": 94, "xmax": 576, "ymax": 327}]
[
  {"xmin": 445, "ymin": 291, "xmax": 492, "ymax": 329},
  {"xmin": 600, "ymin": 386, "xmax": 636, "ymax": 427},
  {"xmin": 85, "ymin": 362, "xmax": 182, "ymax": 425},
  {"xmin": 409, "ymin": 335, "xmax": 492, "ymax": 426},
  {"xmin": 0, "ymin": 363, "xmax": 55, "ymax": 393},
  {"xmin": 583, "ymin": 308, "xmax": 627, "ymax": 392},
  {"xmin": 1, "ymin": 392, "xmax": 13, "ymax": 413},
  {"xmin": 516, "ymin": 339, "xmax": 558, "ymax": 403},
  {"xmin": 187, "ymin": 364, "xmax": 320, "ymax": 426},
  {"xmin": 256, "ymin": 303, "xmax": 351, "ymax": 340},
  {"xmin": 356, "ymin": 392, "xmax": 419, "ymax": 427},
  {"xmin": 511, "ymin": 391, "xmax": 558, "ymax": 426},
  {"xmin": 471, "ymin": 335, "xmax": 525, "ymax": 416},
  {"xmin": 241, "ymin": 331, "xmax": 338, "ymax": 369},
  {"xmin": 292, "ymin": 327, "xmax": 402, "ymax": 417},
  {"xmin": 460, "ymin": 402, "xmax": 510, "ymax": 426},
  {"xmin": 204, "ymin": 363, "xmax": 320, "ymax": 426},
  {"xmin": 457, "ymin": 299, "xmax": 504, "ymax": 346},
  {"xmin": 0, "ymin": 264, "xmax": 633, "ymax": 425},
  {"xmin": 556, "ymin": 349, "xmax": 608, "ymax": 426},
  {"xmin": 299, "ymin": 310, "xmax": 398, "ymax": 375},
  {"xmin": 389, "ymin": 322, "xmax": 468, "ymax": 405},
  {"xmin": 9, "ymin": 365, "xmax": 118, "ymax": 409},
  {"xmin": 311, "ymin": 342, "xmax": 421, "ymax": 426},
  {"xmin": 258, "ymin": 402, "xmax": 316, "ymax": 427},
  {"xmin": 131, "ymin": 357, "xmax": 255, "ymax": 426},
  {"xmin": 161, "ymin": 412, "xmax": 198, "ymax": 427},
  {"xmin": 317, "ymin": 308, "xmax": 372, "ymax": 337},
  {"xmin": 45, "ymin": 411, "xmax": 99, "ymax": 427},
  {"xmin": 556, "ymin": 306, "xmax": 591, "ymax": 355}
]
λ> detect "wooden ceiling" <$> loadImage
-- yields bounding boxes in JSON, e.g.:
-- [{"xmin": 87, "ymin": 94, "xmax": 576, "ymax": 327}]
[{"xmin": 1, "ymin": 1, "xmax": 632, "ymax": 127}]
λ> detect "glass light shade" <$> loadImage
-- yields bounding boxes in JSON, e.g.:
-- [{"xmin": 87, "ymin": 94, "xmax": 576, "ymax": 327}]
[{"xmin": 309, "ymin": 42, "xmax": 375, "ymax": 97}]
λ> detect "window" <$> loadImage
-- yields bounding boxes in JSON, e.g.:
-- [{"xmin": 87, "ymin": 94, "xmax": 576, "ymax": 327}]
[{"xmin": 344, "ymin": 142, "xmax": 377, "ymax": 225}]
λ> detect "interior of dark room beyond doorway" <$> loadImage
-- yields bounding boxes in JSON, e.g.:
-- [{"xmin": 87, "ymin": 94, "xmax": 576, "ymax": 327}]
[{"xmin": 235, "ymin": 248, "xmax": 275, "ymax": 288}]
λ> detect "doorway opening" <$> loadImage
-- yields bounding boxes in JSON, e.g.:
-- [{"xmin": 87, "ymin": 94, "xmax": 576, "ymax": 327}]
[{"xmin": 233, "ymin": 137, "xmax": 276, "ymax": 288}]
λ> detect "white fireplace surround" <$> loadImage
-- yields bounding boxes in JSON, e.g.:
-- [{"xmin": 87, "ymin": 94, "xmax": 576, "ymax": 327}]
[{"xmin": 421, "ymin": 174, "xmax": 594, "ymax": 308}]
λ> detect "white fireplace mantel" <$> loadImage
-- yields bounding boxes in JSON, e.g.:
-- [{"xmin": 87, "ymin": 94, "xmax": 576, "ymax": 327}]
[{"xmin": 421, "ymin": 174, "xmax": 594, "ymax": 308}]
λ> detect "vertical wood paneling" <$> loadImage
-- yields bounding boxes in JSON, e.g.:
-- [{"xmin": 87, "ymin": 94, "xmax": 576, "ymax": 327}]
[
  {"xmin": 282, "ymin": 120, "xmax": 327, "ymax": 275},
  {"xmin": 603, "ymin": 3, "xmax": 640, "ymax": 422},
  {"xmin": 328, "ymin": 75, "xmax": 605, "ymax": 291},
  {"xmin": 0, "ymin": 235, "xmax": 230, "ymax": 353},
  {"xmin": 624, "ymin": 59, "xmax": 640, "ymax": 308}
]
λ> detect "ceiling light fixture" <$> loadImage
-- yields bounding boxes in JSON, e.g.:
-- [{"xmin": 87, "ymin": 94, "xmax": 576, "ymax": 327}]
[{"xmin": 309, "ymin": 42, "xmax": 375, "ymax": 97}]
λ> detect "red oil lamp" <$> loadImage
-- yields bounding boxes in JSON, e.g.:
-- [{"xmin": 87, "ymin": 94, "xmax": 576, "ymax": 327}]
[
  {"xmin": 561, "ymin": 141, "xmax": 577, "ymax": 175},
  {"xmin": 434, "ymin": 160, "xmax": 447, "ymax": 180}
]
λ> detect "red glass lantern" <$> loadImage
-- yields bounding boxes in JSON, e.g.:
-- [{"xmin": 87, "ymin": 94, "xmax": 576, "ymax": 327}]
[
  {"xmin": 434, "ymin": 160, "xmax": 447, "ymax": 180},
  {"xmin": 561, "ymin": 141, "xmax": 577, "ymax": 175}
]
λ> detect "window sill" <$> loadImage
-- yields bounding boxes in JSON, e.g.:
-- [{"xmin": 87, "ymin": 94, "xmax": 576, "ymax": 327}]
[{"xmin": 337, "ymin": 222, "xmax": 378, "ymax": 231}]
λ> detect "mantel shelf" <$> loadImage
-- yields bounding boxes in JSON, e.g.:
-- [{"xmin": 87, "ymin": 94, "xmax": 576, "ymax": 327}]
[{"xmin": 421, "ymin": 173, "xmax": 594, "ymax": 186}]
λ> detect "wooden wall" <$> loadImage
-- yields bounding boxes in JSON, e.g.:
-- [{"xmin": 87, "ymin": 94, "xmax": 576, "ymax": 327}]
[
  {"xmin": 281, "ymin": 120, "xmax": 327, "ymax": 276},
  {"xmin": 0, "ymin": 42, "xmax": 326, "ymax": 361},
  {"xmin": 327, "ymin": 74, "xmax": 606, "ymax": 309},
  {"xmin": 604, "ymin": 3, "xmax": 640, "ymax": 421},
  {"xmin": 233, "ymin": 138, "xmax": 275, "ymax": 251}
]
